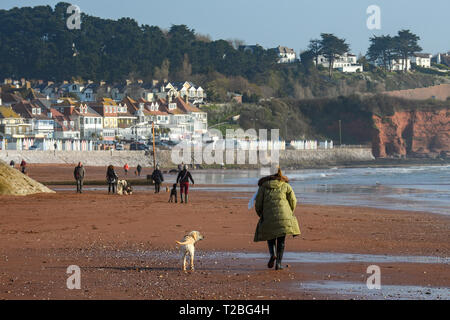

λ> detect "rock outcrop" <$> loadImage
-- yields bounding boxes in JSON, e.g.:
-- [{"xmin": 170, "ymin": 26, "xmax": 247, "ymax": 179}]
[
  {"xmin": 372, "ymin": 109, "xmax": 450, "ymax": 158},
  {"xmin": 0, "ymin": 160, "xmax": 55, "ymax": 195}
]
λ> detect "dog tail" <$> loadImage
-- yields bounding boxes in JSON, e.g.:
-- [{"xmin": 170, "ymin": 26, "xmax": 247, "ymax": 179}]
[{"xmin": 176, "ymin": 239, "xmax": 194, "ymax": 245}]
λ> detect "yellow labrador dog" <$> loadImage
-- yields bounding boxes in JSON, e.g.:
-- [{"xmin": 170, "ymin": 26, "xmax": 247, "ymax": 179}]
[{"xmin": 176, "ymin": 231, "xmax": 204, "ymax": 271}]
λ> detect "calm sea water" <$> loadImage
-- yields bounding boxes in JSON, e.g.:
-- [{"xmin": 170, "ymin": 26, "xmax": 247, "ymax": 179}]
[
  {"xmin": 184, "ymin": 165, "xmax": 450, "ymax": 215},
  {"xmin": 54, "ymin": 165, "xmax": 450, "ymax": 215}
]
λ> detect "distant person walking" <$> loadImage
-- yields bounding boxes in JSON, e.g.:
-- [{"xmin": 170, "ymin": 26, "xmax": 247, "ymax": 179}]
[
  {"xmin": 106, "ymin": 165, "xmax": 118, "ymax": 194},
  {"xmin": 151, "ymin": 164, "xmax": 164, "ymax": 193},
  {"xmin": 254, "ymin": 167, "xmax": 300, "ymax": 270},
  {"xmin": 20, "ymin": 159, "xmax": 27, "ymax": 174},
  {"xmin": 176, "ymin": 164, "xmax": 194, "ymax": 203},
  {"xmin": 73, "ymin": 162, "xmax": 85, "ymax": 193},
  {"xmin": 123, "ymin": 163, "xmax": 129, "ymax": 176},
  {"xmin": 9, "ymin": 160, "xmax": 15, "ymax": 168},
  {"xmin": 136, "ymin": 164, "xmax": 142, "ymax": 176}
]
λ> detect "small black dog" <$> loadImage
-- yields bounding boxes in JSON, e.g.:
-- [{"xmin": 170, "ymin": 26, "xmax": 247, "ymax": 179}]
[{"xmin": 168, "ymin": 183, "xmax": 177, "ymax": 203}]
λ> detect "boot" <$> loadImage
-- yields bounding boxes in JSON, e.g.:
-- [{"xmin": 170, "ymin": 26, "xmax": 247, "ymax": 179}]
[
  {"xmin": 267, "ymin": 240, "xmax": 276, "ymax": 268},
  {"xmin": 185, "ymin": 195, "xmax": 188, "ymax": 204},
  {"xmin": 180, "ymin": 194, "xmax": 184, "ymax": 203},
  {"xmin": 275, "ymin": 237, "xmax": 285, "ymax": 270}
]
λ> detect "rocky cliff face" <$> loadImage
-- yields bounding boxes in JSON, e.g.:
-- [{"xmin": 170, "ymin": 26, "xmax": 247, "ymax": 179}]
[{"xmin": 372, "ymin": 109, "xmax": 450, "ymax": 158}]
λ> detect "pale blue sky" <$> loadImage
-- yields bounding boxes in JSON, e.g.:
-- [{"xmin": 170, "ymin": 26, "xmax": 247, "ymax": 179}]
[{"xmin": 1, "ymin": 0, "xmax": 449, "ymax": 55}]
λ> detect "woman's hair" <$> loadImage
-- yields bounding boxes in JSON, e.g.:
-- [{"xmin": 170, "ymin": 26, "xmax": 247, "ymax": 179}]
[{"xmin": 258, "ymin": 166, "xmax": 289, "ymax": 186}]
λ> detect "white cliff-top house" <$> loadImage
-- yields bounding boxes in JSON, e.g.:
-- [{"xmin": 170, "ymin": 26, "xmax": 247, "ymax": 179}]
[
  {"xmin": 274, "ymin": 46, "xmax": 297, "ymax": 64},
  {"xmin": 316, "ymin": 53, "xmax": 363, "ymax": 72},
  {"xmin": 411, "ymin": 53, "xmax": 432, "ymax": 68}
]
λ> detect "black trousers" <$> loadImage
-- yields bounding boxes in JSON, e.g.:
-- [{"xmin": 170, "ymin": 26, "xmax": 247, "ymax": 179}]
[
  {"xmin": 76, "ymin": 179, "xmax": 83, "ymax": 193},
  {"xmin": 155, "ymin": 183, "xmax": 161, "ymax": 193},
  {"xmin": 108, "ymin": 183, "xmax": 116, "ymax": 194}
]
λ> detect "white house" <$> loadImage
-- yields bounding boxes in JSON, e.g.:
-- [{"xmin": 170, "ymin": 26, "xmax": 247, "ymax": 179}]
[
  {"xmin": 51, "ymin": 99, "xmax": 103, "ymax": 139},
  {"xmin": 11, "ymin": 101, "xmax": 54, "ymax": 138},
  {"xmin": 390, "ymin": 58, "xmax": 411, "ymax": 71},
  {"xmin": 74, "ymin": 104, "xmax": 103, "ymax": 140},
  {"xmin": 411, "ymin": 53, "xmax": 432, "ymax": 68},
  {"xmin": 274, "ymin": 46, "xmax": 297, "ymax": 64},
  {"xmin": 316, "ymin": 53, "xmax": 363, "ymax": 72}
]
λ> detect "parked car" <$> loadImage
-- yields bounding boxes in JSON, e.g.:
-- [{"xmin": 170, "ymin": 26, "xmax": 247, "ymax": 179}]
[
  {"xmin": 164, "ymin": 140, "xmax": 178, "ymax": 146},
  {"xmin": 115, "ymin": 143, "xmax": 124, "ymax": 151},
  {"xmin": 29, "ymin": 143, "xmax": 43, "ymax": 150},
  {"xmin": 130, "ymin": 142, "xmax": 149, "ymax": 151}
]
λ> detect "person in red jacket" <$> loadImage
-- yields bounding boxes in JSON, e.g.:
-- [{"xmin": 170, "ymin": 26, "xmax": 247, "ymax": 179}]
[
  {"xmin": 20, "ymin": 159, "xmax": 27, "ymax": 174},
  {"xmin": 123, "ymin": 163, "xmax": 129, "ymax": 176}
]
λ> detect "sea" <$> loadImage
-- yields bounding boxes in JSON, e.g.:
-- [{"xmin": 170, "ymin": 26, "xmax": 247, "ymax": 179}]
[{"xmin": 185, "ymin": 165, "xmax": 450, "ymax": 215}]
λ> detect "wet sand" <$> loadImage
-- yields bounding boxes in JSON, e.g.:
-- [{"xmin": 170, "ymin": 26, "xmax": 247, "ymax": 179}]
[{"xmin": 0, "ymin": 165, "xmax": 449, "ymax": 300}]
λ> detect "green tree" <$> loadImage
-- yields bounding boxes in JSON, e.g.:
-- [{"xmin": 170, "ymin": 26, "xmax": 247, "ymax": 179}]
[
  {"xmin": 319, "ymin": 33, "xmax": 350, "ymax": 77},
  {"xmin": 307, "ymin": 39, "xmax": 322, "ymax": 67},
  {"xmin": 393, "ymin": 30, "xmax": 422, "ymax": 72},
  {"xmin": 367, "ymin": 35, "xmax": 398, "ymax": 71}
]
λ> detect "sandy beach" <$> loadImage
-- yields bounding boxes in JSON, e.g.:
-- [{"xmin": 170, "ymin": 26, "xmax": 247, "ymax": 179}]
[{"xmin": 0, "ymin": 165, "xmax": 449, "ymax": 300}]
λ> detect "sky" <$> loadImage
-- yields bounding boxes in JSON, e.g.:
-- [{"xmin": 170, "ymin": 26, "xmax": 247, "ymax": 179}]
[{"xmin": 1, "ymin": 0, "xmax": 449, "ymax": 56}]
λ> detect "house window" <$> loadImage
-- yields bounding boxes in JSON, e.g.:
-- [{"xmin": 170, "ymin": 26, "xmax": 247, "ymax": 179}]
[
  {"xmin": 37, "ymin": 108, "xmax": 41, "ymax": 115},
  {"xmin": 32, "ymin": 108, "xmax": 36, "ymax": 114}
]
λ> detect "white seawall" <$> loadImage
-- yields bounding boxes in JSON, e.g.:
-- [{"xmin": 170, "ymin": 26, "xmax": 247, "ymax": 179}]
[{"xmin": 0, "ymin": 148, "xmax": 374, "ymax": 168}]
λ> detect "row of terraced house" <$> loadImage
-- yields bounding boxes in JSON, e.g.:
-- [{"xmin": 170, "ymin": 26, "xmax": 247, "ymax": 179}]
[{"xmin": 0, "ymin": 82, "xmax": 208, "ymax": 143}]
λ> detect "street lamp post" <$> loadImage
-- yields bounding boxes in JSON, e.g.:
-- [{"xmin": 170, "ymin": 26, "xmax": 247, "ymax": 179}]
[{"xmin": 339, "ymin": 119, "xmax": 342, "ymax": 146}]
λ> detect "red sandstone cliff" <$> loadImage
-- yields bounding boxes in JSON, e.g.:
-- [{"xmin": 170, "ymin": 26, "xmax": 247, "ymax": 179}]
[{"xmin": 372, "ymin": 109, "xmax": 450, "ymax": 157}]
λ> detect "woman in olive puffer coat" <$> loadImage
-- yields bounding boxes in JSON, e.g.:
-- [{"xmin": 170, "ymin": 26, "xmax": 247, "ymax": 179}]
[{"xmin": 254, "ymin": 168, "xmax": 300, "ymax": 270}]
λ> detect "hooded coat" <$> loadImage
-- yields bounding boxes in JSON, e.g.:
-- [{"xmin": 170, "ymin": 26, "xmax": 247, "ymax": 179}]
[
  {"xmin": 151, "ymin": 168, "xmax": 164, "ymax": 184},
  {"xmin": 106, "ymin": 166, "xmax": 118, "ymax": 184},
  {"xmin": 254, "ymin": 175, "xmax": 300, "ymax": 242},
  {"xmin": 73, "ymin": 165, "xmax": 85, "ymax": 181}
]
